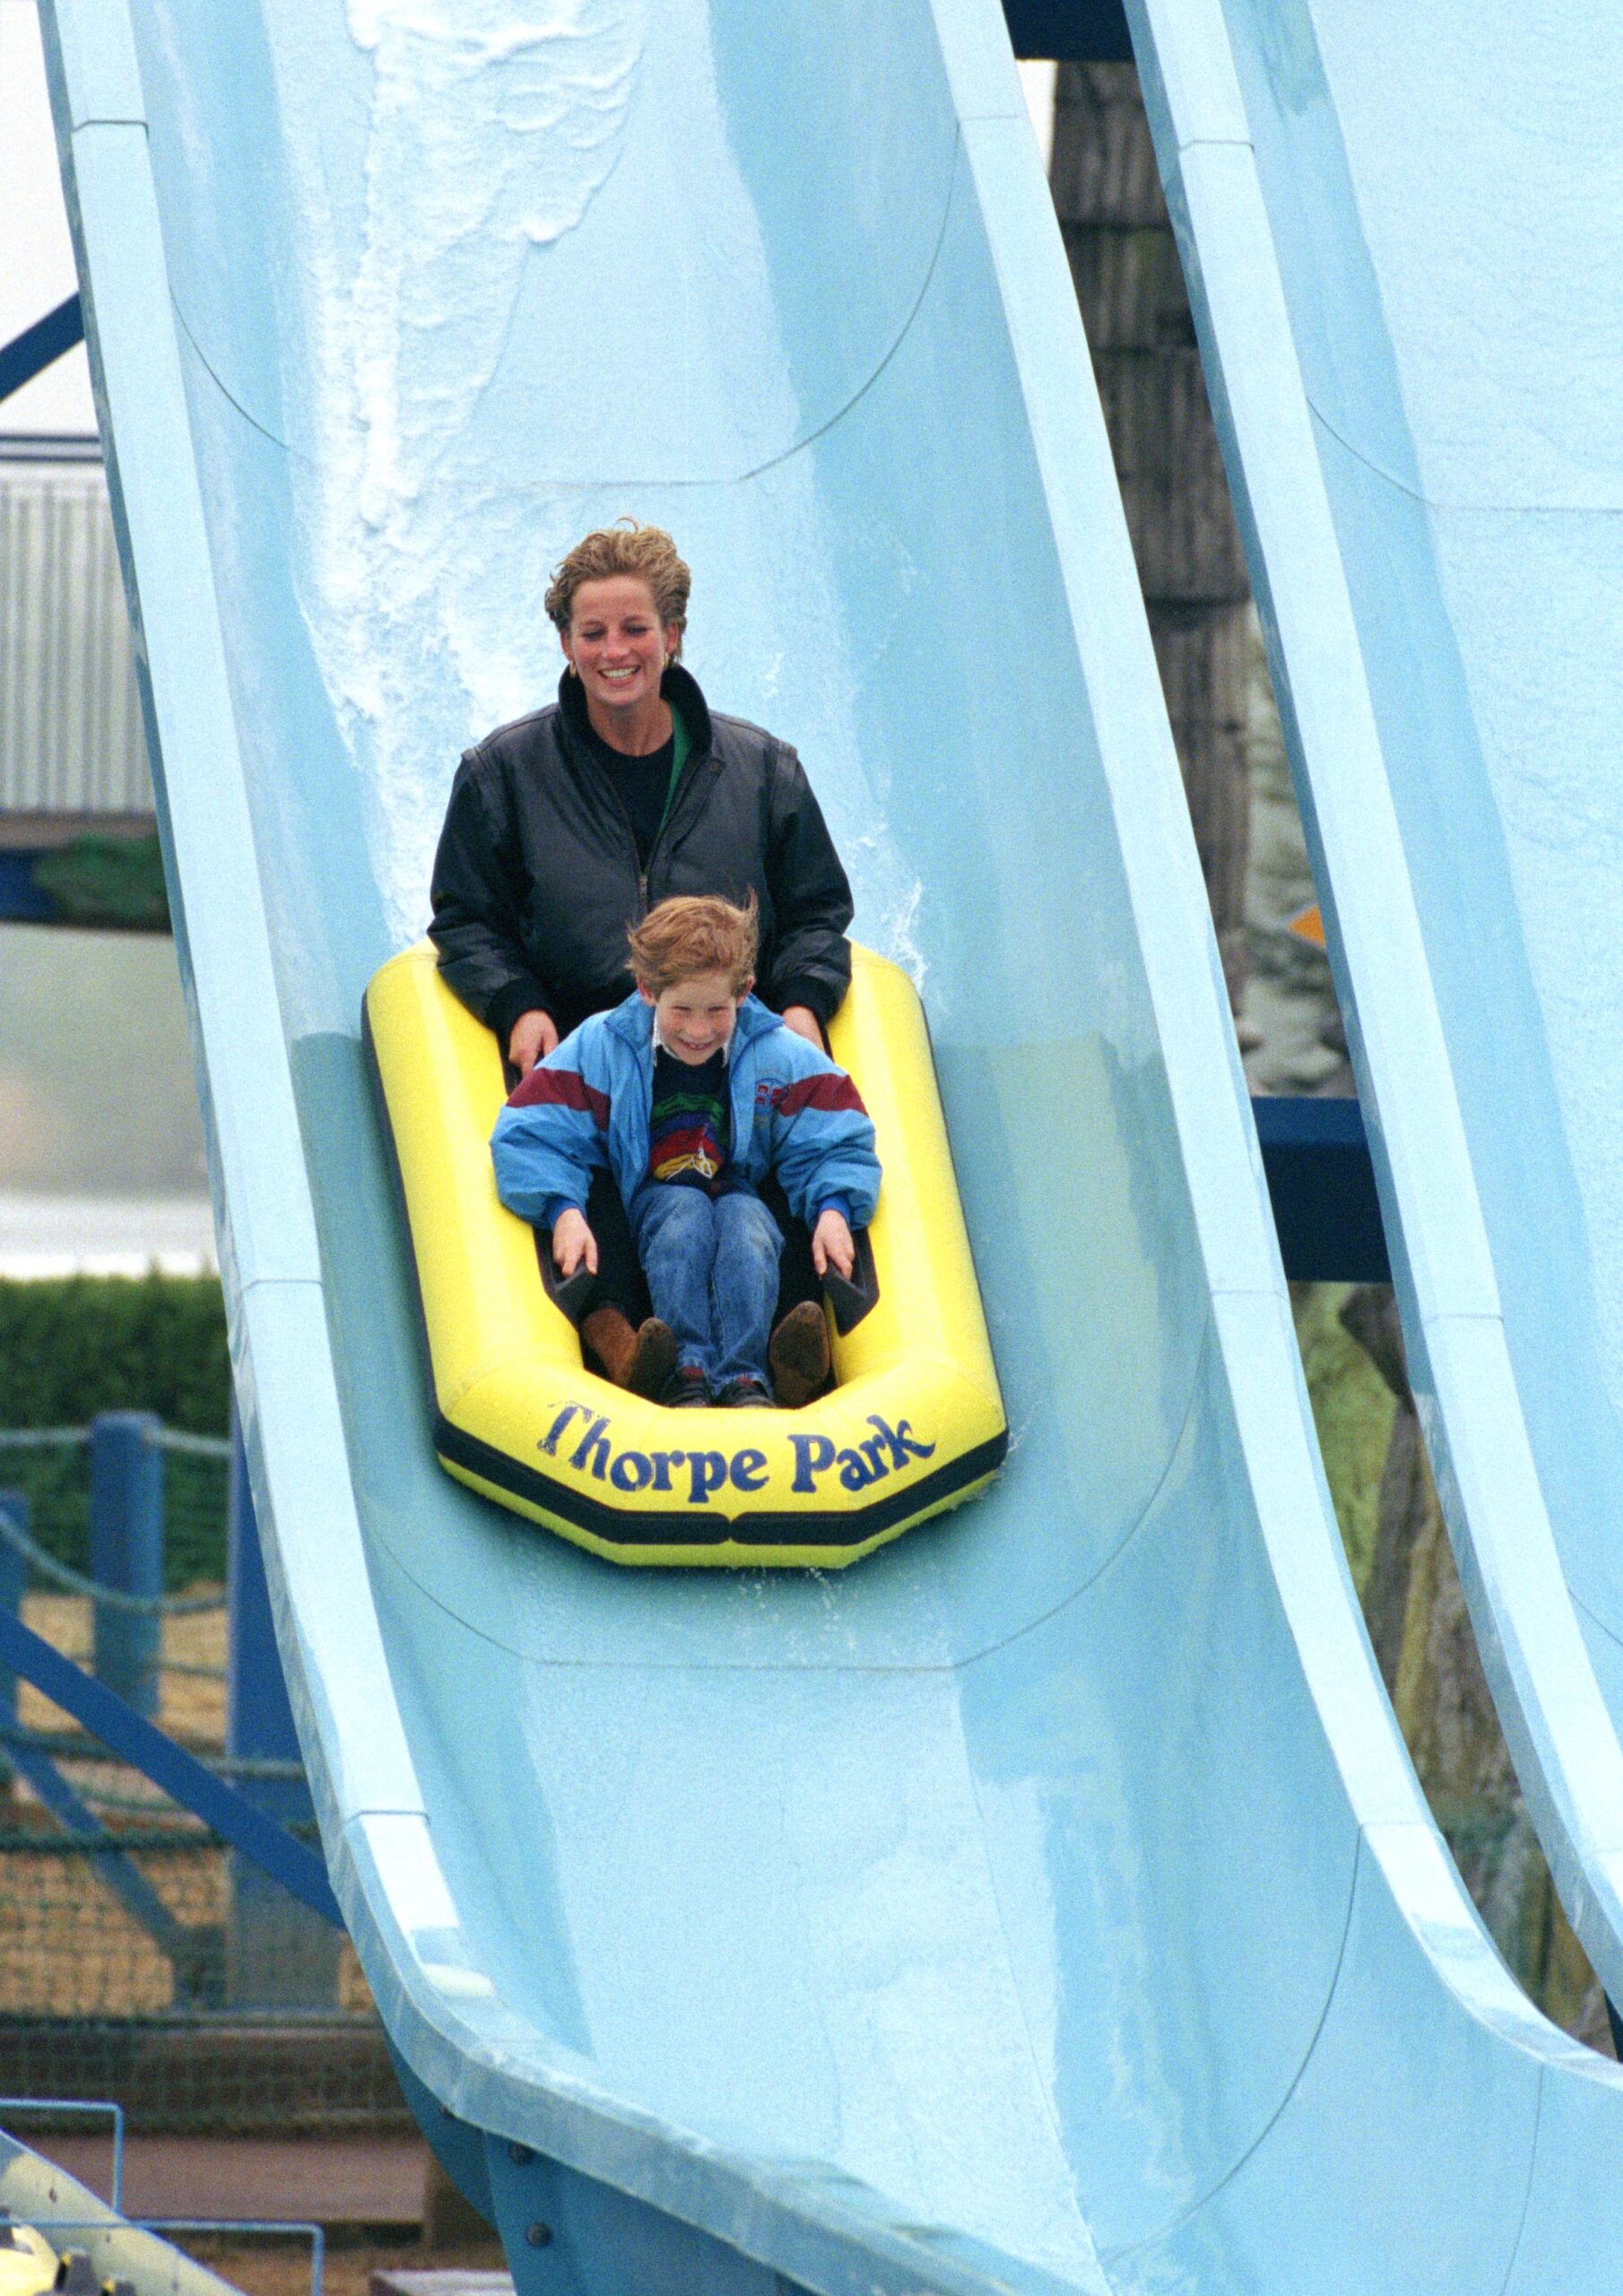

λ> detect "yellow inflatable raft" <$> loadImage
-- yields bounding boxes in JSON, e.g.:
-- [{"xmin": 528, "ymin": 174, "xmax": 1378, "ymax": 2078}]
[{"xmin": 364, "ymin": 942, "xmax": 1006, "ymax": 1567}]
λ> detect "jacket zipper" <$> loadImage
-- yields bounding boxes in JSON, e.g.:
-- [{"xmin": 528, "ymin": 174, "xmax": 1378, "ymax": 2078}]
[
  {"xmin": 576, "ymin": 761, "xmax": 648, "ymax": 914},
  {"xmin": 568, "ymin": 721, "xmax": 707, "ymax": 920}
]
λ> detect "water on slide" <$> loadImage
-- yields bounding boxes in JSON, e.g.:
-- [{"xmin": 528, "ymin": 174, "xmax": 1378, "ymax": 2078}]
[{"xmin": 42, "ymin": 0, "xmax": 1623, "ymax": 2285}]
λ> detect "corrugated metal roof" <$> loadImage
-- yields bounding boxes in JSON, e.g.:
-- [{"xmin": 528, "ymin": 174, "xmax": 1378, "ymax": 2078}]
[{"xmin": 0, "ymin": 457, "xmax": 152, "ymax": 816}]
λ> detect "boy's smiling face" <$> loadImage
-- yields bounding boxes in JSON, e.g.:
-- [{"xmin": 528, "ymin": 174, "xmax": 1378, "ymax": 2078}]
[{"xmin": 641, "ymin": 968, "xmax": 751, "ymax": 1065}]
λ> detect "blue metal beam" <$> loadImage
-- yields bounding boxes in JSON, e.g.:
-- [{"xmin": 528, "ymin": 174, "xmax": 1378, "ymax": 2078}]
[
  {"xmin": 224, "ymin": 1413, "xmax": 341, "ymax": 2008},
  {"xmin": 0, "ymin": 296, "xmax": 85, "ymax": 407},
  {"xmin": 228, "ymin": 1417, "xmax": 307, "ymax": 1818},
  {"xmin": 1002, "ymin": 0, "xmax": 1133, "ymax": 60},
  {"xmin": 0, "ymin": 1609, "xmax": 342, "ymax": 1926},
  {"xmin": 89, "ymin": 1412, "xmax": 164, "ymax": 1718},
  {"xmin": 484, "ymin": 2133, "xmax": 812, "ymax": 2296},
  {"xmin": 0, "ymin": 1505, "xmax": 189, "ymax": 1968},
  {"xmin": 0, "ymin": 1728, "xmax": 194, "ymax": 1967},
  {"xmin": 0, "ymin": 857, "xmax": 57, "ymax": 926},
  {"xmin": 1252, "ymin": 1094, "xmax": 1390, "ymax": 1283}
]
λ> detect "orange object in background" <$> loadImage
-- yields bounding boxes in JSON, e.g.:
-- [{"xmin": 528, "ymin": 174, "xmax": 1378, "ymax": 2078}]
[{"xmin": 1288, "ymin": 903, "xmax": 1326, "ymax": 947}]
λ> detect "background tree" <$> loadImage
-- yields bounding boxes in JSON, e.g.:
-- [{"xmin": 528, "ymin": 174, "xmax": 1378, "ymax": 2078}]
[{"xmin": 1049, "ymin": 62, "xmax": 1253, "ymax": 1024}]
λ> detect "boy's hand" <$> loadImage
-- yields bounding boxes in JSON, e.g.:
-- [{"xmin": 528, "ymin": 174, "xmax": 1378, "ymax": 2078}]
[
  {"xmin": 508, "ymin": 1010, "xmax": 560, "ymax": 1074},
  {"xmin": 551, "ymin": 1209, "xmax": 598, "ymax": 1279},
  {"xmin": 812, "ymin": 1206, "xmax": 855, "ymax": 1281}
]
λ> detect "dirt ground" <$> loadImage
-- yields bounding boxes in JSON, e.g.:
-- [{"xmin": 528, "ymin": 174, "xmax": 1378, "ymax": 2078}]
[{"xmin": 20, "ymin": 1588, "xmax": 226, "ymax": 1743}]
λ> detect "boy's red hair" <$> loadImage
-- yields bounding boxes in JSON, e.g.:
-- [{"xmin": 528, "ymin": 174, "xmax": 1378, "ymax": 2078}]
[{"xmin": 628, "ymin": 893, "xmax": 759, "ymax": 996}]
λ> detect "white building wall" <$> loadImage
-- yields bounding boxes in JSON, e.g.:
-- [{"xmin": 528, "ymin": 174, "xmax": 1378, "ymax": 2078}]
[
  {"xmin": 0, "ymin": 458, "xmax": 152, "ymax": 815},
  {"xmin": 2, "ymin": 3, "xmax": 150, "ymax": 818}
]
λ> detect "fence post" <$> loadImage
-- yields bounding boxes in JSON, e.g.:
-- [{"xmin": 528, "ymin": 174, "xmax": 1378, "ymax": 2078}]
[
  {"xmin": 227, "ymin": 1408, "xmax": 341, "ymax": 2005},
  {"xmin": 0, "ymin": 1492, "xmax": 26, "ymax": 1772},
  {"xmin": 88, "ymin": 1412, "xmax": 163, "ymax": 1718}
]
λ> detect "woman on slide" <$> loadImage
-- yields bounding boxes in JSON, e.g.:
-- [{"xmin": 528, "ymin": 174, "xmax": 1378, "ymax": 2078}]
[{"xmin": 430, "ymin": 521, "xmax": 854, "ymax": 1405}]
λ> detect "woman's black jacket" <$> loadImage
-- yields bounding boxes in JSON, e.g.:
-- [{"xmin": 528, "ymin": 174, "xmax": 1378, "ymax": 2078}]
[{"xmin": 429, "ymin": 665, "xmax": 853, "ymax": 1046}]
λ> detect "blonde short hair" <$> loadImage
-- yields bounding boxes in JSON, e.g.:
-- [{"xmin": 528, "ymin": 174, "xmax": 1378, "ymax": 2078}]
[
  {"xmin": 543, "ymin": 521, "xmax": 690, "ymax": 653},
  {"xmin": 628, "ymin": 894, "xmax": 759, "ymax": 997}
]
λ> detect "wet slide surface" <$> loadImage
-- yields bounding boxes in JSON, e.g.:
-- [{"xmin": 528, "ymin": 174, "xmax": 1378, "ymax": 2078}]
[{"xmin": 41, "ymin": 0, "xmax": 1623, "ymax": 2285}]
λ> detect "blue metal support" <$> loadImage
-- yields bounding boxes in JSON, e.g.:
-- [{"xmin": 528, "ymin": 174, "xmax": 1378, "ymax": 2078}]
[
  {"xmin": 0, "ymin": 1605, "xmax": 341, "ymax": 1926},
  {"xmin": 0, "ymin": 1493, "xmax": 201, "ymax": 1975},
  {"xmin": 0, "ymin": 295, "xmax": 84, "ymax": 406},
  {"xmin": 482, "ymin": 2138, "xmax": 810, "ymax": 2296},
  {"xmin": 0, "ymin": 1726, "xmax": 194, "ymax": 1961},
  {"xmin": 392, "ymin": 2042, "xmax": 814, "ymax": 2293},
  {"xmin": 0, "ymin": 1496, "xmax": 26, "ymax": 1753},
  {"xmin": 88, "ymin": 1413, "xmax": 163, "ymax": 1718},
  {"xmin": 386, "ymin": 2045, "xmax": 497, "ymax": 2234},
  {"xmin": 1002, "ymin": 0, "xmax": 1133, "ymax": 59},
  {"xmin": 226, "ymin": 1412, "xmax": 338, "ymax": 2004},
  {"xmin": 1251, "ymin": 1095, "xmax": 1390, "ymax": 1283},
  {"xmin": 0, "ymin": 857, "xmax": 57, "ymax": 926},
  {"xmin": 227, "ymin": 1417, "xmax": 302, "ymax": 1812}
]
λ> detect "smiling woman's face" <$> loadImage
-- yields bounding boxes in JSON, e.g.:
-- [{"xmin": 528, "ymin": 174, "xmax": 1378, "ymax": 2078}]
[{"xmin": 561, "ymin": 576, "xmax": 681, "ymax": 718}]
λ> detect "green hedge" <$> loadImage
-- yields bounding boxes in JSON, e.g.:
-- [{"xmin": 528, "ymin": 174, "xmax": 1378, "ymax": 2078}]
[
  {"xmin": 0, "ymin": 1274, "xmax": 230, "ymax": 1587},
  {"xmin": 31, "ymin": 833, "xmax": 170, "ymax": 932},
  {"xmin": 0, "ymin": 1273, "xmax": 228, "ymax": 1433}
]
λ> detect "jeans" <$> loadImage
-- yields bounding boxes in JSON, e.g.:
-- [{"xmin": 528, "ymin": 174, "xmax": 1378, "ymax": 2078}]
[
  {"xmin": 568, "ymin": 1169, "xmax": 817, "ymax": 1329},
  {"xmin": 630, "ymin": 1186, "xmax": 783, "ymax": 1389}
]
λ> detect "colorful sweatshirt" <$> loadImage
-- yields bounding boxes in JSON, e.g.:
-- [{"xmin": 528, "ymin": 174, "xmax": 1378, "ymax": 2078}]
[
  {"xmin": 490, "ymin": 992, "xmax": 881, "ymax": 1234},
  {"xmin": 647, "ymin": 1044, "xmax": 735, "ymax": 1194}
]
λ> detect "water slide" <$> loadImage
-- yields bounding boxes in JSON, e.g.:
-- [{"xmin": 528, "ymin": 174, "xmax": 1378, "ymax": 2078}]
[
  {"xmin": 39, "ymin": 0, "xmax": 1623, "ymax": 2286},
  {"xmin": 1129, "ymin": 0, "xmax": 1623, "ymax": 2009}
]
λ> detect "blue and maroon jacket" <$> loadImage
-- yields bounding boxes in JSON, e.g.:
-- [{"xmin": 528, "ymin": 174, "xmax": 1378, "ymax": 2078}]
[{"xmin": 490, "ymin": 991, "xmax": 881, "ymax": 1232}]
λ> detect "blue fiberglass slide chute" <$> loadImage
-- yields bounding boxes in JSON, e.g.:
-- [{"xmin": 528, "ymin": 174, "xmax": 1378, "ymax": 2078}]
[
  {"xmin": 1126, "ymin": 0, "xmax": 1623, "ymax": 2021},
  {"xmin": 40, "ymin": 0, "xmax": 1623, "ymax": 2287}
]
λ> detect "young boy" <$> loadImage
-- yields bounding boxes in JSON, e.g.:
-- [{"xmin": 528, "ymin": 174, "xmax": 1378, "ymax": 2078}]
[{"xmin": 490, "ymin": 895, "xmax": 881, "ymax": 1408}]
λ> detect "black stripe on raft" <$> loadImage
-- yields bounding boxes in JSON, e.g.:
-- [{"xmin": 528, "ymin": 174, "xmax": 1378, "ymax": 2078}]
[{"xmin": 435, "ymin": 1411, "xmax": 1009, "ymax": 1549}]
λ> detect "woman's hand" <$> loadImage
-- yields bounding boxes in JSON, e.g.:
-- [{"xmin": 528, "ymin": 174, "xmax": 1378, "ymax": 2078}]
[
  {"xmin": 781, "ymin": 1004, "xmax": 824, "ymax": 1049},
  {"xmin": 509, "ymin": 1009, "xmax": 560, "ymax": 1074},
  {"xmin": 551, "ymin": 1209, "xmax": 598, "ymax": 1279},
  {"xmin": 811, "ymin": 1207, "xmax": 855, "ymax": 1281}
]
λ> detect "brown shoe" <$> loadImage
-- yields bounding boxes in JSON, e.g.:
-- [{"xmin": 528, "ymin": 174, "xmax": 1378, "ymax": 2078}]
[
  {"xmin": 582, "ymin": 1308, "xmax": 678, "ymax": 1399},
  {"xmin": 769, "ymin": 1300, "xmax": 830, "ymax": 1409}
]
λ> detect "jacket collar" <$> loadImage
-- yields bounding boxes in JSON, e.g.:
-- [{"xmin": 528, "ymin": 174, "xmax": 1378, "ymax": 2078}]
[{"xmin": 556, "ymin": 660, "xmax": 714, "ymax": 758}]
